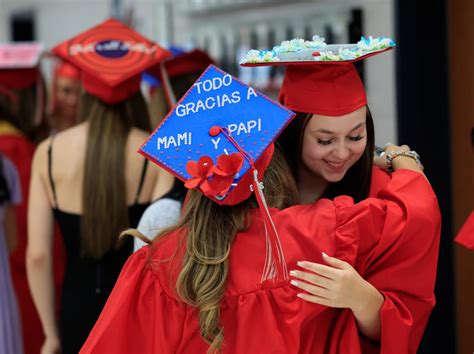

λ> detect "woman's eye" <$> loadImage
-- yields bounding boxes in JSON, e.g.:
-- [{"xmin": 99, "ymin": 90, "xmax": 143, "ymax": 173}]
[
  {"xmin": 317, "ymin": 139, "xmax": 332, "ymax": 145},
  {"xmin": 348, "ymin": 135, "xmax": 364, "ymax": 142}
]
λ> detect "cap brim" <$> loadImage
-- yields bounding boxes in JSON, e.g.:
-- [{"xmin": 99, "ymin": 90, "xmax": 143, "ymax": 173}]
[{"xmin": 240, "ymin": 47, "xmax": 393, "ymax": 67}]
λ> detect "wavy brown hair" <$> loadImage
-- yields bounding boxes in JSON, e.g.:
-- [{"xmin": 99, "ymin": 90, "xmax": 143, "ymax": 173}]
[
  {"xmin": 139, "ymin": 146, "xmax": 297, "ymax": 353},
  {"xmin": 81, "ymin": 91, "xmax": 150, "ymax": 259}
]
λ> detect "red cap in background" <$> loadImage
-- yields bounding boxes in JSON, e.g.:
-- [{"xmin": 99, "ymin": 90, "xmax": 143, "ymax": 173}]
[{"xmin": 51, "ymin": 18, "xmax": 171, "ymax": 104}]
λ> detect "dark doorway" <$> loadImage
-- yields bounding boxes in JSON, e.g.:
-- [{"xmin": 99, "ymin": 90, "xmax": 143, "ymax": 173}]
[
  {"xmin": 395, "ymin": 0, "xmax": 456, "ymax": 353},
  {"xmin": 10, "ymin": 12, "xmax": 35, "ymax": 41}
]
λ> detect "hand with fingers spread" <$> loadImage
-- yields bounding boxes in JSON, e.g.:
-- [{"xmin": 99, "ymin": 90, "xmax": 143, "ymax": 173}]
[{"xmin": 290, "ymin": 252, "xmax": 384, "ymax": 341}]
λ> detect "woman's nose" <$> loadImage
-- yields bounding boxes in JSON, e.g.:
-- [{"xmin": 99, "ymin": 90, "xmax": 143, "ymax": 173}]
[{"xmin": 331, "ymin": 142, "xmax": 350, "ymax": 160}]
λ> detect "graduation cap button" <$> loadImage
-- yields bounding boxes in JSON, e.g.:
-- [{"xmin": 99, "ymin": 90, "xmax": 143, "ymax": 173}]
[{"xmin": 209, "ymin": 126, "xmax": 221, "ymax": 137}]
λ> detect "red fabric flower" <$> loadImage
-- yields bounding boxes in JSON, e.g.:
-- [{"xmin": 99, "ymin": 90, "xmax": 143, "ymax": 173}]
[
  {"xmin": 184, "ymin": 156, "xmax": 214, "ymax": 189},
  {"xmin": 214, "ymin": 152, "xmax": 244, "ymax": 177},
  {"xmin": 200, "ymin": 174, "xmax": 234, "ymax": 197},
  {"xmin": 184, "ymin": 153, "xmax": 244, "ymax": 197},
  {"xmin": 204, "ymin": 153, "xmax": 244, "ymax": 196}
]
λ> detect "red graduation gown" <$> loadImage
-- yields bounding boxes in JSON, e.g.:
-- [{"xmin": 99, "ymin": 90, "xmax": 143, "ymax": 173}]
[
  {"xmin": 81, "ymin": 170, "xmax": 440, "ymax": 354},
  {"xmin": 454, "ymin": 211, "xmax": 474, "ymax": 250},
  {"xmin": 369, "ymin": 166, "xmax": 391, "ymax": 197}
]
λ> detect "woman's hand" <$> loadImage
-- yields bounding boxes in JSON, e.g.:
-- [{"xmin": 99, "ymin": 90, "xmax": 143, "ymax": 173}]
[
  {"xmin": 374, "ymin": 143, "xmax": 424, "ymax": 173},
  {"xmin": 41, "ymin": 335, "xmax": 61, "ymax": 354},
  {"xmin": 290, "ymin": 252, "xmax": 371, "ymax": 310},
  {"xmin": 374, "ymin": 143, "xmax": 410, "ymax": 170},
  {"xmin": 290, "ymin": 252, "xmax": 384, "ymax": 340}
]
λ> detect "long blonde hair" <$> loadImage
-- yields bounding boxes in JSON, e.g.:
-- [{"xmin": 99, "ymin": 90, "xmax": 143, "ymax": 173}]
[{"xmin": 146, "ymin": 146, "xmax": 297, "ymax": 352}]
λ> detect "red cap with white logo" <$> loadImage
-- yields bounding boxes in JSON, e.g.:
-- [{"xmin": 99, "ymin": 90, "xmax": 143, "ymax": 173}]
[{"xmin": 52, "ymin": 18, "xmax": 171, "ymax": 104}]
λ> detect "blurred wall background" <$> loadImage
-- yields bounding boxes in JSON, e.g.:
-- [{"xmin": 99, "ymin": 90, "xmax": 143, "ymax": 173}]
[
  {"xmin": 0, "ymin": 0, "xmax": 397, "ymax": 146},
  {"xmin": 1, "ymin": 0, "xmax": 472, "ymax": 353}
]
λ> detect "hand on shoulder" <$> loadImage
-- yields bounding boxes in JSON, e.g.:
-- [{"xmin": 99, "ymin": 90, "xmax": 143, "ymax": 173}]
[{"xmin": 374, "ymin": 143, "xmax": 424, "ymax": 174}]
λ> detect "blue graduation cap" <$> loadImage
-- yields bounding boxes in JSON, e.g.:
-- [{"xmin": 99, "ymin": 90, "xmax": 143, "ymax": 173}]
[{"xmin": 139, "ymin": 64, "xmax": 295, "ymax": 206}]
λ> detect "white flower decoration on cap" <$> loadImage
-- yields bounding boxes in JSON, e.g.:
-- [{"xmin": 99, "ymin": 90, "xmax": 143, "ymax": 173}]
[
  {"xmin": 239, "ymin": 49, "xmax": 279, "ymax": 64},
  {"xmin": 357, "ymin": 36, "xmax": 396, "ymax": 51},
  {"xmin": 240, "ymin": 35, "xmax": 395, "ymax": 65}
]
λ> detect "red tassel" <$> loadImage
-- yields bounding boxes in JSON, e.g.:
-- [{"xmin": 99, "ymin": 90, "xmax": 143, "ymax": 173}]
[
  {"xmin": 251, "ymin": 171, "xmax": 288, "ymax": 288},
  {"xmin": 214, "ymin": 127, "xmax": 288, "ymax": 287}
]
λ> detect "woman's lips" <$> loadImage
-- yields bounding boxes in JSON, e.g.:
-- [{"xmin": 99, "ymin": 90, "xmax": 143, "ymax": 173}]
[{"xmin": 323, "ymin": 159, "xmax": 346, "ymax": 172}]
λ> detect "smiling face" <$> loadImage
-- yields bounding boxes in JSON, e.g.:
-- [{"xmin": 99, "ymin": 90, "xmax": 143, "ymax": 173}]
[{"xmin": 300, "ymin": 106, "xmax": 368, "ymax": 183}]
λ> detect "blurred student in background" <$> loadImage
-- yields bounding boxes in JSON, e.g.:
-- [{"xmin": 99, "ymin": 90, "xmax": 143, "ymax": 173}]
[
  {"xmin": 0, "ymin": 42, "xmax": 64, "ymax": 354},
  {"xmin": 47, "ymin": 60, "xmax": 82, "ymax": 133},
  {"xmin": 26, "ymin": 19, "xmax": 173, "ymax": 354},
  {"xmin": 0, "ymin": 154, "xmax": 23, "ymax": 354}
]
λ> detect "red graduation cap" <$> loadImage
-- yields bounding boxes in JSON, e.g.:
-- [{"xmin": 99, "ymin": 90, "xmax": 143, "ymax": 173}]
[
  {"xmin": 240, "ymin": 36, "xmax": 395, "ymax": 116},
  {"xmin": 54, "ymin": 61, "xmax": 81, "ymax": 81},
  {"xmin": 140, "ymin": 65, "xmax": 295, "ymax": 286},
  {"xmin": 0, "ymin": 43, "xmax": 43, "ymax": 90},
  {"xmin": 150, "ymin": 49, "xmax": 214, "ymax": 80},
  {"xmin": 148, "ymin": 48, "xmax": 214, "ymax": 108},
  {"xmin": 279, "ymin": 63, "xmax": 366, "ymax": 116},
  {"xmin": 51, "ymin": 18, "xmax": 172, "ymax": 104}
]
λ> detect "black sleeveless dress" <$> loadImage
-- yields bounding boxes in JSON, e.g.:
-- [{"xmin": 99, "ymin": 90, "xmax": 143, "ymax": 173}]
[{"xmin": 47, "ymin": 141, "xmax": 149, "ymax": 354}]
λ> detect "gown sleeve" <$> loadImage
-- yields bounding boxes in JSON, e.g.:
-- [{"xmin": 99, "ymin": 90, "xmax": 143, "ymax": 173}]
[
  {"xmin": 454, "ymin": 211, "xmax": 474, "ymax": 250},
  {"xmin": 80, "ymin": 247, "xmax": 186, "ymax": 354},
  {"xmin": 334, "ymin": 169, "xmax": 441, "ymax": 354},
  {"xmin": 369, "ymin": 166, "xmax": 391, "ymax": 197}
]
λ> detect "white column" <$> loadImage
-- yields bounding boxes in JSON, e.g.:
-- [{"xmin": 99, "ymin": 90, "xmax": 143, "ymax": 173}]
[
  {"xmin": 254, "ymin": 23, "xmax": 270, "ymax": 88},
  {"xmin": 0, "ymin": 2, "xmax": 9, "ymax": 42},
  {"xmin": 363, "ymin": 0, "xmax": 397, "ymax": 146},
  {"xmin": 309, "ymin": 19, "xmax": 325, "ymax": 39},
  {"xmin": 273, "ymin": 23, "xmax": 286, "ymax": 45},
  {"xmin": 223, "ymin": 28, "xmax": 236, "ymax": 67},
  {"xmin": 292, "ymin": 23, "xmax": 306, "ymax": 39},
  {"xmin": 236, "ymin": 27, "xmax": 253, "ymax": 84}
]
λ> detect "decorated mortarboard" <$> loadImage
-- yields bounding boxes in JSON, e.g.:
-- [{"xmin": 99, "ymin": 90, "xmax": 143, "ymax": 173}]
[
  {"xmin": 0, "ymin": 42, "xmax": 43, "ymax": 89},
  {"xmin": 140, "ymin": 64, "xmax": 294, "ymax": 205},
  {"xmin": 140, "ymin": 64, "xmax": 296, "ymax": 286},
  {"xmin": 51, "ymin": 18, "xmax": 171, "ymax": 104},
  {"xmin": 240, "ymin": 36, "xmax": 395, "ymax": 116}
]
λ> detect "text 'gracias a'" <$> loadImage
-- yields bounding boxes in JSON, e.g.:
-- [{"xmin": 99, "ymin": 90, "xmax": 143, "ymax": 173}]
[
  {"xmin": 157, "ymin": 74, "xmax": 263, "ymax": 150},
  {"xmin": 175, "ymin": 74, "xmax": 258, "ymax": 117}
]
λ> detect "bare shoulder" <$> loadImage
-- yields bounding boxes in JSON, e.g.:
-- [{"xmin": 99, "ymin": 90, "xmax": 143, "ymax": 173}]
[
  {"xmin": 126, "ymin": 128, "xmax": 153, "ymax": 164},
  {"xmin": 124, "ymin": 128, "xmax": 162, "ymax": 202},
  {"xmin": 128, "ymin": 128, "xmax": 150, "ymax": 148},
  {"xmin": 32, "ymin": 137, "xmax": 51, "ymax": 168},
  {"xmin": 53, "ymin": 122, "xmax": 88, "ymax": 145}
]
